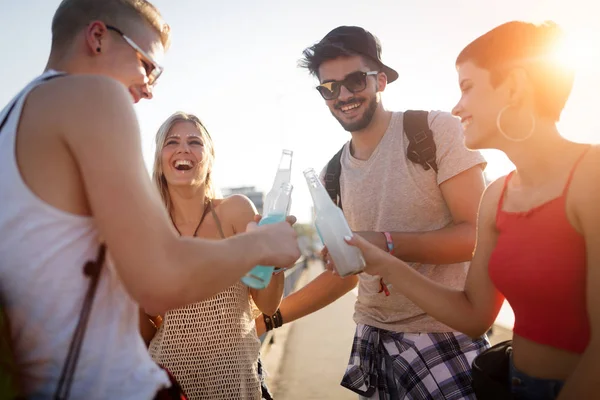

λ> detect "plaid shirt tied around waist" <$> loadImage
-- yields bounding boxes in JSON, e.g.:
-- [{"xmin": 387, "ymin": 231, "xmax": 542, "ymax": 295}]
[{"xmin": 341, "ymin": 324, "xmax": 490, "ymax": 400}]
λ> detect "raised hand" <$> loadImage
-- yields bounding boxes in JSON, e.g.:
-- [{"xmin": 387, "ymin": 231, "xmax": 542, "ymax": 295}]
[
  {"xmin": 246, "ymin": 220, "xmax": 300, "ymax": 269},
  {"xmin": 344, "ymin": 234, "xmax": 396, "ymax": 277}
]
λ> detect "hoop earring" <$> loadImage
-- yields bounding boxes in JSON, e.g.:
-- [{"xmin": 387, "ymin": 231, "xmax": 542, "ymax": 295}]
[{"xmin": 496, "ymin": 104, "xmax": 536, "ymax": 142}]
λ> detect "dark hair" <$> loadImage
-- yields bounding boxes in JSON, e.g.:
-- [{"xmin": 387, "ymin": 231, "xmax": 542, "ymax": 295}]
[
  {"xmin": 299, "ymin": 42, "xmax": 381, "ymax": 80},
  {"xmin": 456, "ymin": 20, "xmax": 574, "ymax": 122},
  {"xmin": 51, "ymin": 0, "xmax": 171, "ymax": 54}
]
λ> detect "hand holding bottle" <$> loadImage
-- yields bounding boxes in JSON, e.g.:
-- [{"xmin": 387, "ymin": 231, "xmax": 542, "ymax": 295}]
[
  {"xmin": 242, "ymin": 182, "xmax": 294, "ymax": 289},
  {"xmin": 304, "ymin": 168, "xmax": 365, "ymax": 277},
  {"xmin": 343, "ymin": 234, "xmax": 398, "ymax": 278},
  {"xmin": 245, "ymin": 218, "xmax": 300, "ymax": 271},
  {"xmin": 251, "ymin": 214, "xmax": 297, "ymax": 226},
  {"xmin": 242, "ymin": 150, "xmax": 294, "ymax": 289}
]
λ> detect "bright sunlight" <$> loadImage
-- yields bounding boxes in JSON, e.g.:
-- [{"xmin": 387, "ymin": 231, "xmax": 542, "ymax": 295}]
[{"xmin": 551, "ymin": 28, "xmax": 600, "ymax": 72}]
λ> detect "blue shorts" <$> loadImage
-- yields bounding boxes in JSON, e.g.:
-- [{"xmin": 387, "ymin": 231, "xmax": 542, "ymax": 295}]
[{"xmin": 509, "ymin": 353, "xmax": 564, "ymax": 400}]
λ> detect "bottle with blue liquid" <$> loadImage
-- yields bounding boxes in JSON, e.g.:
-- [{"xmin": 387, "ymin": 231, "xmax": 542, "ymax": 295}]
[{"xmin": 242, "ymin": 150, "xmax": 293, "ymax": 289}]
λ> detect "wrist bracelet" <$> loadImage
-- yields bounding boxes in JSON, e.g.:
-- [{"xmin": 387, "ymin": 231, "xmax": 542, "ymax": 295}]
[
  {"xmin": 263, "ymin": 309, "xmax": 284, "ymax": 332},
  {"xmin": 272, "ymin": 309, "xmax": 283, "ymax": 329},
  {"xmin": 263, "ymin": 314, "xmax": 274, "ymax": 332},
  {"xmin": 382, "ymin": 232, "xmax": 394, "ymax": 253}
]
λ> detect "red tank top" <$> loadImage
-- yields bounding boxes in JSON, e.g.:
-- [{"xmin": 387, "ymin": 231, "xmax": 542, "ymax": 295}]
[{"xmin": 488, "ymin": 147, "xmax": 591, "ymax": 354}]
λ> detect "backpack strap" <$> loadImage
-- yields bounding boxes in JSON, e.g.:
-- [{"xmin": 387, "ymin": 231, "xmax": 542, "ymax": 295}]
[
  {"xmin": 324, "ymin": 145, "xmax": 345, "ymax": 210},
  {"xmin": 403, "ymin": 110, "xmax": 438, "ymax": 173},
  {"xmin": 323, "ymin": 111, "xmax": 438, "ymax": 211}
]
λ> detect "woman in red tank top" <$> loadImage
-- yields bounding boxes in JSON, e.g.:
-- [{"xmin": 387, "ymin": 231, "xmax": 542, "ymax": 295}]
[{"xmin": 338, "ymin": 21, "xmax": 600, "ymax": 400}]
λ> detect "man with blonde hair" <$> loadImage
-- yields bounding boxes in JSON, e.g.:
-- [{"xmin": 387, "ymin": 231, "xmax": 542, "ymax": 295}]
[{"xmin": 0, "ymin": 1, "xmax": 300, "ymax": 398}]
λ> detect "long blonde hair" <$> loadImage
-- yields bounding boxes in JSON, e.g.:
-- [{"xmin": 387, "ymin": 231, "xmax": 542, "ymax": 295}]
[{"xmin": 152, "ymin": 111, "xmax": 216, "ymax": 211}]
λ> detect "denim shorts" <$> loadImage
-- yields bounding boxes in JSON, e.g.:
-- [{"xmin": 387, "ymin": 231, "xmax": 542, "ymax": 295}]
[{"xmin": 509, "ymin": 353, "xmax": 564, "ymax": 400}]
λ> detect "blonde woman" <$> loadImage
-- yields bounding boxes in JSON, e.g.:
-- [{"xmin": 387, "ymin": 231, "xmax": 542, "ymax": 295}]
[{"xmin": 140, "ymin": 112, "xmax": 284, "ymax": 399}]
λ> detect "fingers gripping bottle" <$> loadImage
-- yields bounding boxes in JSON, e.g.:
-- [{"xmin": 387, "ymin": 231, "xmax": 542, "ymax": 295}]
[
  {"xmin": 242, "ymin": 150, "xmax": 293, "ymax": 289},
  {"xmin": 303, "ymin": 168, "xmax": 365, "ymax": 277}
]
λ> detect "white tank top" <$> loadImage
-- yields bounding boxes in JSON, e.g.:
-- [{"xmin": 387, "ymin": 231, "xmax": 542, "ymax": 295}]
[{"xmin": 0, "ymin": 71, "xmax": 170, "ymax": 399}]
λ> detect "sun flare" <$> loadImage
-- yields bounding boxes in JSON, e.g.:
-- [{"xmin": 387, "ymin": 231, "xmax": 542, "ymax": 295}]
[{"xmin": 550, "ymin": 30, "xmax": 600, "ymax": 72}]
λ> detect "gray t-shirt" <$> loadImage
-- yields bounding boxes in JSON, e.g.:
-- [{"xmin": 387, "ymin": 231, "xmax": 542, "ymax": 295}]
[{"xmin": 321, "ymin": 111, "xmax": 486, "ymax": 333}]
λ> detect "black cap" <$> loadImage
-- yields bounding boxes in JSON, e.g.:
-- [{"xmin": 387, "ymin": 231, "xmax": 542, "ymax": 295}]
[{"xmin": 318, "ymin": 26, "xmax": 398, "ymax": 84}]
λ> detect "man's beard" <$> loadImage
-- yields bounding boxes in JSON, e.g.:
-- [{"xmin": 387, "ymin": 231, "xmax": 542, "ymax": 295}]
[{"xmin": 331, "ymin": 95, "xmax": 378, "ymax": 132}]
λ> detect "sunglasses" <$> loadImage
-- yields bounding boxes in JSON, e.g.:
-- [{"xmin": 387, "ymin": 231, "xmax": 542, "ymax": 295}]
[
  {"xmin": 106, "ymin": 25, "xmax": 163, "ymax": 86},
  {"xmin": 316, "ymin": 71, "xmax": 378, "ymax": 100}
]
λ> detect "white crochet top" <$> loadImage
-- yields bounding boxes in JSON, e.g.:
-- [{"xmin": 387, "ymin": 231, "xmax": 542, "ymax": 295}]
[{"xmin": 149, "ymin": 281, "xmax": 262, "ymax": 400}]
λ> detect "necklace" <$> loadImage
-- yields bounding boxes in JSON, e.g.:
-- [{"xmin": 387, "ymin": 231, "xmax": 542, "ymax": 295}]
[{"xmin": 170, "ymin": 200, "xmax": 211, "ymax": 237}]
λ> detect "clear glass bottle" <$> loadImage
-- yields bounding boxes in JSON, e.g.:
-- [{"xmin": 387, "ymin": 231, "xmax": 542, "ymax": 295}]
[
  {"xmin": 241, "ymin": 150, "xmax": 293, "ymax": 289},
  {"xmin": 304, "ymin": 168, "xmax": 365, "ymax": 277}
]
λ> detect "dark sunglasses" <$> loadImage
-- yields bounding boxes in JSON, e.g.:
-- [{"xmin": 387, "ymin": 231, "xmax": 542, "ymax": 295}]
[
  {"xmin": 316, "ymin": 71, "xmax": 378, "ymax": 100},
  {"xmin": 106, "ymin": 25, "xmax": 163, "ymax": 86}
]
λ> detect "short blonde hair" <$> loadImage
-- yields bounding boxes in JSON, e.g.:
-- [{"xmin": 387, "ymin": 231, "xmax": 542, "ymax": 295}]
[
  {"xmin": 152, "ymin": 112, "xmax": 217, "ymax": 212},
  {"xmin": 51, "ymin": 0, "xmax": 171, "ymax": 52}
]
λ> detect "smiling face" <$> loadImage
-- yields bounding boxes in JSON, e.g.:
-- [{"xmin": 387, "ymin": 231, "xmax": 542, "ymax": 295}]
[
  {"xmin": 152, "ymin": 113, "xmax": 217, "ymax": 210},
  {"xmin": 451, "ymin": 60, "xmax": 545, "ymax": 150},
  {"xmin": 452, "ymin": 21, "xmax": 576, "ymax": 150},
  {"xmin": 451, "ymin": 61, "xmax": 508, "ymax": 150},
  {"xmin": 160, "ymin": 121, "xmax": 212, "ymax": 188},
  {"xmin": 102, "ymin": 23, "xmax": 165, "ymax": 103},
  {"xmin": 50, "ymin": 0, "xmax": 170, "ymax": 103},
  {"xmin": 317, "ymin": 55, "xmax": 384, "ymax": 132}
]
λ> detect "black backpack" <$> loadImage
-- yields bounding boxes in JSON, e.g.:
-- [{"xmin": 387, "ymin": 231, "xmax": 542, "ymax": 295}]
[{"xmin": 324, "ymin": 110, "xmax": 438, "ymax": 209}]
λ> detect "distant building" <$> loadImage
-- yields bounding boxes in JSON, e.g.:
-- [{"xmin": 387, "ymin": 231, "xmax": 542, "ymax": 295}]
[{"xmin": 221, "ymin": 186, "xmax": 264, "ymax": 214}]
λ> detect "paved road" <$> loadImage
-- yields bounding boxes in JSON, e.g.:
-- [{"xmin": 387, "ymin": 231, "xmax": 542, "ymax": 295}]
[{"xmin": 272, "ymin": 261, "xmax": 357, "ymax": 400}]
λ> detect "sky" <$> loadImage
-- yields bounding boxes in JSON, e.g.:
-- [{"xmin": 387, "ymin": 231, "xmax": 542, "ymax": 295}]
[{"xmin": 1, "ymin": 0, "xmax": 599, "ymax": 222}]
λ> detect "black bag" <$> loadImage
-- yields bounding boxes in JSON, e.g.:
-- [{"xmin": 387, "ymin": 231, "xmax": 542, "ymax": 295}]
[
  {"xmin": 324, "ymin": 110, "xmax": 437, "ymax": 209},
  {"xmin": 471, "ymin": 340, "xmax": 514, "ymax": 400}
]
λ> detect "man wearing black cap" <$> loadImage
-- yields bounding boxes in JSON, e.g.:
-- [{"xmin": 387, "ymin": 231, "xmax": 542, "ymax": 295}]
[{"xmin": 256, "ymin": 26, "xmax": 490, "ymax": 399}]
